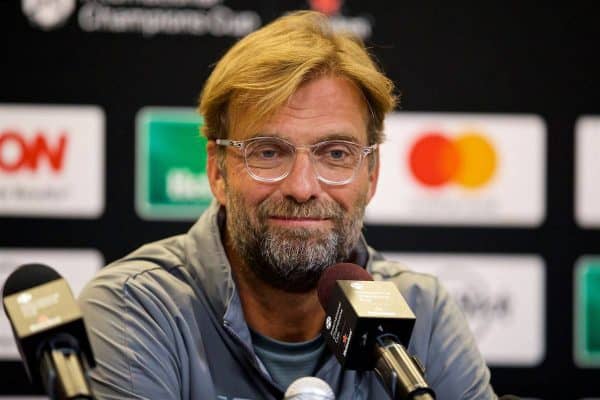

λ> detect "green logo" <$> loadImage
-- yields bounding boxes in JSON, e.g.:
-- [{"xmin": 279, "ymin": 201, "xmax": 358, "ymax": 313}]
[
  {"xmin": 136, "ymin": 108, "xmax": 213, "ymax": 220},
  {"xmin": 575, "ymin": 257, "xmax": 600, "ymax": 367}
]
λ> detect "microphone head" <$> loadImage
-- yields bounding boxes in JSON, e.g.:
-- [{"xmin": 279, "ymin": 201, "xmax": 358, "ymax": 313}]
[
  {"xmin": 2, "ymin": 262, "xmax": 96, "ymax": 389},
  {"xmin": 317, "ymin": 263, "xmax": 415, "ymax": 370},
  {"xmin": 317, "ymin": 262, "xmax": 373, "ymax": 310},
  {"xmin": 2, "ymin": 263, "xmax": 61, "ymax": 298},
  {"xmin": 284, "ymin": 376, "xmax": 335, "ymax": 399}
]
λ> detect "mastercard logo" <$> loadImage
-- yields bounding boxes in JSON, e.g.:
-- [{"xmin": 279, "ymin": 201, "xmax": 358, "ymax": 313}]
[
  {"xmin": 408, "ymin": 131, "xmax": 497, "ymax": 189},
  {"xmin": 309, "ymin": 0, "xmax": 342, "ymax": 15}
]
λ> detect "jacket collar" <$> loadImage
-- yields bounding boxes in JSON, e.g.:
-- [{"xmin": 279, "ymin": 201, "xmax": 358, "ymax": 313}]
[{"xmin": 183, "ymin": 200, "xmax": 236, "ymax": 319}]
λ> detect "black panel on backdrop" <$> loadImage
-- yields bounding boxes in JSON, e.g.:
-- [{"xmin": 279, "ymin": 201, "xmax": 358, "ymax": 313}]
[{"xmin": 1, "ymin": 1, "xmax": 600, "ymax": 398}]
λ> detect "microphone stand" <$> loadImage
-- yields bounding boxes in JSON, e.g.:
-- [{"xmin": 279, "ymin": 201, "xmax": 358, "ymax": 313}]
[
  {"xmin": 39, "ymin": 335, "xmax": 94, "ymax": 400},
  {"xmin": 373, "ymin": 334, "xmax": 435, "ymax": 400}
]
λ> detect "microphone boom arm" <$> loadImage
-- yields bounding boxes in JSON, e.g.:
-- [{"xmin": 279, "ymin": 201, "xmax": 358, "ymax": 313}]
[
  {"xmin": 40, "ymin": 334, "xmax": 94, "ymax": 400},
  {"xmin": 373, "ymin": 335, "xmax": 435, "ymax": 400}
]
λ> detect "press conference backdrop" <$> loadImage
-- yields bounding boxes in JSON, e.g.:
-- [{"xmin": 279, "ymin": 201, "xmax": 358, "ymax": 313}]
[{"xmin": 1, "ymin": 1, "xmax": 599, "ymax": 398}]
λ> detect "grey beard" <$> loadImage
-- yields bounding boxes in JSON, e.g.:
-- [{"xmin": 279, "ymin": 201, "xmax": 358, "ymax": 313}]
[
  {"xmin": 255, "ymin": 225, "xmax": 341, "ymax": 292},
  {"xmin": 225, "ymin": 194, "xmax": 365, "ymax": 292}
]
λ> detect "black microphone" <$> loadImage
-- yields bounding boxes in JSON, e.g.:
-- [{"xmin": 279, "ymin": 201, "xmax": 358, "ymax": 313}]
[
  {"xmin": 2, "ymin": 263, "xmax": 95, "ymax": 400},
  {"xmin": 317, "ymin": 263, "xmax": 435, "ymax": 400}
]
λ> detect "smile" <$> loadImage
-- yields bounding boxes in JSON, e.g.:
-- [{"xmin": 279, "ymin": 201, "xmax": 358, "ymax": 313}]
[{"xmin": 268, "ymin": 216, "xmax": 332, "ymax": 227}]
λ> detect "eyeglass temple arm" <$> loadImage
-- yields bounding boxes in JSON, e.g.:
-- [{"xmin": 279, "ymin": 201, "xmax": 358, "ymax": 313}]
[
  {"xmin": 363, "ymin": 143, "xmax": 378, "ymax": 156},
  {"xmin": 215, "ymin": 139, "xmax": 243, "ymax": 149}
]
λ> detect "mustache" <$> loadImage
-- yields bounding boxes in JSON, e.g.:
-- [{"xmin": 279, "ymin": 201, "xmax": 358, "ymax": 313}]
[{"xmin": 257, "ymin": 198, "xmax": 343, "ymax": 220}]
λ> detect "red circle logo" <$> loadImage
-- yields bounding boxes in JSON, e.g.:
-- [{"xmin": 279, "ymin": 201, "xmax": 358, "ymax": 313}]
[
  {"xmin": 408, "ymin": 131, "xmax": 497, "ymax": 189},
  {"xmin": 308, "ymin": 0, "xmax": 342, "ymax": 16}
]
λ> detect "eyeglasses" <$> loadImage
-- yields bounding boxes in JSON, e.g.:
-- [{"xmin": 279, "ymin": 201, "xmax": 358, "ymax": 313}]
[{"xmin": 215, "ymin": 136, "xmax": 377, "ymax": 185}]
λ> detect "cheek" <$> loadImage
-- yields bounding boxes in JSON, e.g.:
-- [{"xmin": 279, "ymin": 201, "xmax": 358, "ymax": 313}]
[
  {"xmin": 330, "ymin": 170, "xmax": 373, "ymax": 208},
  {"xmin": 226, "ymin": 171, "xmax": 277, "ymax": 208},
  {"xmin": 326, "ymin": 185, "xmax": 368, "ymax": 211}
]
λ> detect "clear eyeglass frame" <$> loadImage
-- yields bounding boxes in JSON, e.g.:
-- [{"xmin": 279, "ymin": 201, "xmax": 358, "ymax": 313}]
[{"xmin": 215, "ymin": 136, "xmax": 377, "ymax": 186}]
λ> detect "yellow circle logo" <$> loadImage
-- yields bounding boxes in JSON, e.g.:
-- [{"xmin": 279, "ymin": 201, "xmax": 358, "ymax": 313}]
[{"xmin": 408, "ymin": 131, "xmax": 497, "ymax": 189}]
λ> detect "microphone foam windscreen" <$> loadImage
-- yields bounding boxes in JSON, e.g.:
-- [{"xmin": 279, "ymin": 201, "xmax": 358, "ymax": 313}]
[
  {"xmin": 317, "ymin": 262, "xmax": 373, "ymax": 309},
  {"xmin": 284, "ymin": 376, "xmax": 335, "ymax": 399},
  {"xmin": 2, "ymin": 263, "xmax": 61, "ymax": 297}
]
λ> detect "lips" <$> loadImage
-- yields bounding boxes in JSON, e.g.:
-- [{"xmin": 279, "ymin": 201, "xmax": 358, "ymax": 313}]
[
  {"xmin": 268, "ymin": 216, "xmax": 332, "ymax": 227},
  {"xmin": 257, "ymin": 199, "xmax": 341, "ymax": 226},
  {"xmin": 270, "ymin": 216, "xmax": 330, "ymax": 221}
]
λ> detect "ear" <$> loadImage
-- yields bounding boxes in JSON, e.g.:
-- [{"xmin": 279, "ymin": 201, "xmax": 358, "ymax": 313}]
[
  {"xmin": 365, "ymin": 151, "xmax": 380, "ymax": 204},
  {"xmin": 207, "ymin": 141, "xmax": 227, "ymax": 205}
]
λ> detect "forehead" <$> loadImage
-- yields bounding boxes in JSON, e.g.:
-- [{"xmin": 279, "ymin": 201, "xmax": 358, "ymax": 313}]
[{"xmin": 229, "ymin": 76, "xmax": 369, "ymax": 143}]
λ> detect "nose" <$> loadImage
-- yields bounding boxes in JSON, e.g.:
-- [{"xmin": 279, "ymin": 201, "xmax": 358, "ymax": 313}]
[{"xmin": 278, "ymin": 150, "xmax": 322, "ymax": 203}]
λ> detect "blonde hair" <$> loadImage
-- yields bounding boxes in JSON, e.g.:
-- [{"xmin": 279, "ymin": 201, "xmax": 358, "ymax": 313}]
[{"xmin": 198, "ymin": 10, "xmax": 397, "ymax": 145}]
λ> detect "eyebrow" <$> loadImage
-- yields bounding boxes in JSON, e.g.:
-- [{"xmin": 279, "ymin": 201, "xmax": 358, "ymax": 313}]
[{"xmin": 250, "ymin": 132, "xmax": 363, "ymax": 144}]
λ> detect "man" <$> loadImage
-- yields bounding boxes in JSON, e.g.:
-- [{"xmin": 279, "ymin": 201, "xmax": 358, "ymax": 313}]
[{"xmin": 79, "ymin": 10, "xmax": 496, "ymax": 399}]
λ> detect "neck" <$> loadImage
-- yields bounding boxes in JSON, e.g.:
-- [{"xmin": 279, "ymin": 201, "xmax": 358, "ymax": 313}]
[{"xmin": 225, "ymin": 234, "xmax": 325, "ymax": 343}]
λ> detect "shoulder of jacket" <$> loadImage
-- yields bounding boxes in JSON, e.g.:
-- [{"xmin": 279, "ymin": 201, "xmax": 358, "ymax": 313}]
[
  {"xmin": 367, "ymin": 249, "xmax": 441, "ymax": 297},
  {"xmin": 80, "ymin": 234, "xmax": 191, "ymax": 298}
]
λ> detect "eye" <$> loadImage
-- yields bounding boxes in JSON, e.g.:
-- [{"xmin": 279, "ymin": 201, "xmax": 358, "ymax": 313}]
[
  {"xmin": 246, "ymin": 139, "xmax": 290, "ymax": 164},
  {"xmin": 328, "ymin": 149, "xmax": 348, "ymax": 160},
  {"xmin": 259, "ymin": 148, "xmax": 278, "ymax": 159},
  {"xmin": 250, "ymin": 145, "xmax": 280, "ymax": 159},
  {"xmin": 317, "ymin": 142, "xmax": 355, "ymax": 162}
]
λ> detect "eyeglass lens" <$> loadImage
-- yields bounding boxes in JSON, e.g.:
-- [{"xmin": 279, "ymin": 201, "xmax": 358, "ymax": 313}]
[{"xmin": 244, "ymin": 138, "xmax": 363, "ymax": 183}]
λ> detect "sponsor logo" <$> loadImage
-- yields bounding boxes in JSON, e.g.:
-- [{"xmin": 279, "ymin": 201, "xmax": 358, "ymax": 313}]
[
  {"xmin": 16, "ymin": 293, "xmax": 32, "ymax": 305},
  {"xmin": 22, "ymin": 0, "xmax": 261, "ymax": 37},
  {"xmin": 309, "ymin": 0, "xmax": 342, "ymax": 16},
  {"xmin": 434, "ymin": 268, "xmax": 510, "ymax": 340},
  {"xmin": 342, "ymin": 328, "xmax": 352, "ymax": 356},
  {"xmin": 350, "ymin": 282, "xmax": 366, "ymax": 290},
  {"xmin": 408, "ymin": 132, "xmax": 496, "ymax": 189},
  {"xmin": 575, "ymin": 116, "xmax": 600, "ymax": 227},
  {"xmin": 366, "ymin": 310, "xmax": 396, "ymax": 316},
  {"xmin": 574, "ymin": 257, "xmax": 600, "ymax": 367},
  {"xmin": 0, "ymin": 131, "xmax": 67, "ymax": 173},
  {"xmin": 366, "ymin": 112, "xmax": 546, "ymax": 226},
  {"xmin": 325, "ymin": 315, "xmax": 332, "ymax": 330},
  {"xmin": 30, "ymin": 316, "xmax": 62, "ymax": 333},
  {"xmin": 0, "ymin": 105, "xmax": 104, "ymax": 218},
  {"xmin": 307, "ymin": 0, "xmax": 372, "ymax": 39},
  {"xmin": 0, "ymin": 249, "xmax": 103, "ymax": 359},
  {"xmin": 136, "ymin": 107, "xmax": 213, "ymax": 220},
  {"xmin": 384, "ymin": 252, "xmax": 545, "ymax": 366},
  {"xmin": 22, "ymin": 0, "xmax": 76, "ymax": 30}
]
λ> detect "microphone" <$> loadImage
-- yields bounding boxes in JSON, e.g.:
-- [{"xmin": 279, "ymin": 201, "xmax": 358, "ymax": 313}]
[
  {"xmin": 317, "ymin": 263, "xmax": 435, "ymax": 400},
  {"xmin": 283, "ymin": 376, "xmax": 335, "ymax": 399},
  {"xmin": 2, "ymin": 263, "xmax": 95, "ymax": 400}
]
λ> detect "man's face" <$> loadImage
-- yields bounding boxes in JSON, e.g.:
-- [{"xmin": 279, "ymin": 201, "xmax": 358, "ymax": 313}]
[{"xmin": 208, "ymin": 76, "xmax": 379, "ymax": 292}]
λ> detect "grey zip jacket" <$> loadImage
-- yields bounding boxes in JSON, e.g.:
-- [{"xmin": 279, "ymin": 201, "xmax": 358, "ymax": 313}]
[{"xmin": 78, "ymin": 201, "xmax": 496, "ymax": 400}]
